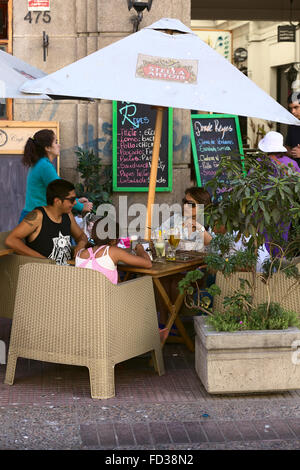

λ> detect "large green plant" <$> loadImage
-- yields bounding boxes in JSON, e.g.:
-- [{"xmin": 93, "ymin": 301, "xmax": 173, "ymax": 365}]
[
  {"xmin": 204, "ymin": 154, "xmax": 300, "ymax": 252},
  {"xmin": 178, "ymin": 154, "xmax": 300, "ymax": 331},
  {"xmin": 75, "ymin": 147, "xmax": 112, "ymax": 211},
  {"xmin": 178, "ymin": 233, "xmax": 300, "ymax": 331}
]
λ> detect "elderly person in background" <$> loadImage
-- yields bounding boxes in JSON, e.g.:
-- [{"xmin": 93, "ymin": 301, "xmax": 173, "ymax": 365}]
[
  {"xmin": 259, "ymin": 130, "xmax": 300, "ymax": 173},
  {"xmin": 258, "ymin": 131, "xmax": 300, "ymax": 257}
]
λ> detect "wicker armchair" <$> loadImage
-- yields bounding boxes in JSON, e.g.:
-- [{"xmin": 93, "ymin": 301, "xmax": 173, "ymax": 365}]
[
  {"xmin": 213, "ymin": 267, "xmax": 300, "ymax": 316},
  {"xmin": 4, "ymin": 263, "xmax": 165, "ymax": 399},
  {"xmin": 0, "ymin": 231, "xmax": 55, "ymax": 319}
]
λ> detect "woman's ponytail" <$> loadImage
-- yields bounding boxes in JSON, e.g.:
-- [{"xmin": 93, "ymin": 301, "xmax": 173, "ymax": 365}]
[{"xmin": 22, "ymin": 129, "xmax": 55, "ymax": 167}]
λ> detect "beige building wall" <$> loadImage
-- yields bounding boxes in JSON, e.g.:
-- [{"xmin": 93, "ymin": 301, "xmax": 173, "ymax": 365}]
[
  {"xmin": 192, "ymin": 18, "xmax": 299, "ymax": 147},
  {"xmin": 12, "ymin": 0, "xmax": 192, "ymax": 210}
]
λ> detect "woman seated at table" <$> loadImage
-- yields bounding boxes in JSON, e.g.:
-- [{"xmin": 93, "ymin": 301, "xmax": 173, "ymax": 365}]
[
  {"xmin": 75, "ymin": 217, "xmax": 152, "ymax": 283},
  {"xmin": 156, "ymin": 187, "xmax": 212, "ymax": 326},
  {"xmin": 160, "ymin": 186, "xmax": 212, "ymax": 249}
]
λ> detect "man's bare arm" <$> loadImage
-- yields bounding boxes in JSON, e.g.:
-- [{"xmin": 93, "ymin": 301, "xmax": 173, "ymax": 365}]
[
  {"xmin": 5, "ymin": 210, "xmax": 46, "ymax": 258},
  {"xmin": 69, "ymin": 213, "xmax": 88, "ymax": 257}
]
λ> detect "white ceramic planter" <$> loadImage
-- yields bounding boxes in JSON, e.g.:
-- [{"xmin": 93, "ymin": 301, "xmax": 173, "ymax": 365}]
[{"xmin": 194, "ymin": 316, "xmax": 300, "ymax": 394}]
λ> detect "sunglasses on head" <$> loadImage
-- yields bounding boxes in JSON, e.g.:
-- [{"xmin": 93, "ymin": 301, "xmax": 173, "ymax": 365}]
[
  {"xmin": 63, "ymin": 196, "xmax": 77, "ymax": 204},
  {"xmin": 182, "ymin": 198, "xmax": 197, "ymax": 207}
]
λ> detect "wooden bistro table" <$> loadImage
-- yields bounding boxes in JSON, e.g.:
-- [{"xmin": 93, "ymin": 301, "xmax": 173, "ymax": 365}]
[
  {"xmin": 0, "ymin": 248, "xmax": 13, "ymax": 257},
  {"xmin": 119, "ymin": 251, "xmax": 206, "ymax": 352}
]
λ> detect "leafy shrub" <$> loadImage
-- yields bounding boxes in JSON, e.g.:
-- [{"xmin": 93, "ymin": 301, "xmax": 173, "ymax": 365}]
[
  {"xmin": 75, "ymin": 147, "xmax": 112, "ymax": 210},
  {"xmin": 206, "ymin": 302, "xmax": 299, "ymax": 332}
]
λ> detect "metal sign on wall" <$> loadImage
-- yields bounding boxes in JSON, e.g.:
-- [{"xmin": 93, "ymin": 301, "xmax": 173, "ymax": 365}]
[
  {"xmin": 28, "ymin": 0, "xmax": 50, "ymax": 11},
  {"xmin": 0, "ymin": 121, "xmax": 59, "ymax": 155},
  {"xmin": 277, "ymin": 25, "xmax": 296, "ymax": 42}
]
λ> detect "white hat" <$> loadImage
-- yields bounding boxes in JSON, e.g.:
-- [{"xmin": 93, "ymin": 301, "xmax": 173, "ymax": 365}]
[{"xmin": 258, "ymin": 131, "xmax": 287, "ymax": 153}]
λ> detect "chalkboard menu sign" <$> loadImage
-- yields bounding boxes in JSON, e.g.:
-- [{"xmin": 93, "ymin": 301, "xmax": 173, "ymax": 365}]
[
  {"xmin": 190, "ymin": 114, "xmax": 244, "ymax": 188},
  {"xmin": 113, "ymin": 101, "xmax": 173, "ymax": 192}
]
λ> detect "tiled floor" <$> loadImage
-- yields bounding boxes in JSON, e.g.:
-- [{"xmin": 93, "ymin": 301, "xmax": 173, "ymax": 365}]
[{"xmin": 2, "ymin": 316, "xmax": 300, "ymax": 450}]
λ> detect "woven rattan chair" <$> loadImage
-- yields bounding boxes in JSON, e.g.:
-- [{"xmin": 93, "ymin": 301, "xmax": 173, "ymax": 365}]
[
  {"xmin": 213, "ymin": 268, "xmax": 300, "ymax": 315},
  {"xmin": 5, "ymin": 263, "xmax": 165, "ymax": 399},
  {"xmin": 0, "ymin": 234, "xmax": 55, "ymax": 319}
]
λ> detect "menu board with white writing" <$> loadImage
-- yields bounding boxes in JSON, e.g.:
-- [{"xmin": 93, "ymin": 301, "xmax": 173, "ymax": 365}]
[
  {"xmin": 190, "ymin": 114, "xmax": 244, "ymax": 188},
  {"xmin": 113, "ymin": 101, "xmax": 173, "ymax": 192}
]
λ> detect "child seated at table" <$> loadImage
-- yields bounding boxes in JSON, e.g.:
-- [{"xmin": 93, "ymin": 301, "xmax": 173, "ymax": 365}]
[{"xmin": 75, "ymin": 218, "xmax": 152, "ymax": 283}]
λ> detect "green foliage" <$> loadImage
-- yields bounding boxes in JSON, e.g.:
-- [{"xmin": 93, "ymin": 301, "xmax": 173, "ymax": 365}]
[
  {"xmin": 178, "ymin": 270, "xmax": 221, "ymax": 314},
  {"xmin": 179, "ymin": 215, "xmax": 300, "ymax": 330},
  {"xmin": 209, "ymin": 233, "xmax": 235, "ymax": 255},
  {"xmin": 178, "ymin": 270, "xmax": 204, "ymax": 296},
  {"xmin": 222, "ymin": 279, "xmax": 253, "ymax": 313},
  {"xmin": 204, "ymin": 154, "xmax": 300, "ymax": 249},
  {"xmin": 204, "ymin": 248, "xmax": 257, "ymax": 277},
  {"xmin": 75, "ymin": 147, "xmax": 112, "ymax": 211},
  {"xmin": 207, "ymin": 302, "xmax": 299, "ymax": 332}
]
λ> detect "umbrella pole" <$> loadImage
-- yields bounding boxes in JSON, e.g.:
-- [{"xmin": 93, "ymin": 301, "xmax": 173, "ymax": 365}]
[{"xmin": 144, "ymin": 106, "xmax": 165, "ymax": 240}]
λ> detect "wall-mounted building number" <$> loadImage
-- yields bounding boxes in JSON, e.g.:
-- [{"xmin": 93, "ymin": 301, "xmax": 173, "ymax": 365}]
[{"xmin": 24, "ymin": 11, "xmax": 51, "ymax": 24}]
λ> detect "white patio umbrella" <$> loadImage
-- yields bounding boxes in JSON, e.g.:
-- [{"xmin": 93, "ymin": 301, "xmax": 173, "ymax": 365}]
[
  {"xmin": 0, "ymin": 50, "xmax": 89, "ymax": 101},
  {"xmin": 20, "ymin": 18, "xmax": 300, "ymax": 238},
  {"xmin": 0, "ymin": 49, "xmax": 50, "ymax": 100}
]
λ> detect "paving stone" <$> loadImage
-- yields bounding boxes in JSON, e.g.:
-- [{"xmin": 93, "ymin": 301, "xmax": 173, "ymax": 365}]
[
  {"xmin": 235, "ymin": 421, "xmax": 261, "ymax": 441},
  {"xmin": 201, "ymin": 421, "xmax": 225, "ymax": 442},
  {"xmin": 167, "ymin": 421, "xmax": 190, "ymax": 443},
  {"xmin": 252, "ymin": 421, "xmax": 279, "ymax": 440},
  {"xmin": 184, "ymin": 422, "xmax": 208, "ymax": 443},
  {"xmin": 114, "ymin": 423, "xmax": 135, "ymax": 446},
  {"xmin": 287, "ymin": 420, "xmax": 300, "ymax": 438},
  {"xmin": 97, "ymin": 423, "xmax": 117, "ymax": 447},
  {"xmin": 217, "ymin": 422, "xmax": 244, "ymax": 441},
  {"xmin": 149, "ymin": 422, "xmax": 172, "ymax": 444},
  {"xmin": 132, "ymin": 423, "xmax": 152, "ymax": 445},
  {"xmin": 269, "ymin": 420, "xmax": 296, "ymax": 440},
  {"xmin": 79, "ymin": 424, "xmax": 99, "ymax": 446}
]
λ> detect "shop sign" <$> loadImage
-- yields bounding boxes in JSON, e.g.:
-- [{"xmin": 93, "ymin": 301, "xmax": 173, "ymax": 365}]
[
  {"xmin": 136, "ymin": 54, "xmax": 198, "ymax": 84},
  {"xmin": 278, "ymin": 25, "xmax": 296, "ymax": 42},
  {"xmin": 28, "ymin": 0, "xmax": 50, "ymax": 11}
]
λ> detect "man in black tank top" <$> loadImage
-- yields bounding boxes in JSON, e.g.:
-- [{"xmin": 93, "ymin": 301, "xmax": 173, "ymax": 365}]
[{"xmin": 6, "ymin": 179, "xmax": 88, "ymax": 265}]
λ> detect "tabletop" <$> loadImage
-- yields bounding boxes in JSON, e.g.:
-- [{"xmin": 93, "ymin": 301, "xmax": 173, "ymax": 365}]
[
  {"xmin": 0, "ymin": 248, "xmax": 13, "ymax": 257},
  {"xmin": 118, "ymin": 251, "xmax": 206, "ymax": 278}
]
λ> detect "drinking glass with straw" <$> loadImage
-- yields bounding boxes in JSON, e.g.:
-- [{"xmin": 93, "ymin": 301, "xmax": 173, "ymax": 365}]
[{"xmin": 154, "ymin": 230, "xmax": 165, "ymax": 262}]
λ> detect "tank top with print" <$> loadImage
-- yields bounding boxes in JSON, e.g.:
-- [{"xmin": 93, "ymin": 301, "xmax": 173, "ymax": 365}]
[{"xmin": 26, "ymin": 206, "xmax": 72, "ymax": 265}]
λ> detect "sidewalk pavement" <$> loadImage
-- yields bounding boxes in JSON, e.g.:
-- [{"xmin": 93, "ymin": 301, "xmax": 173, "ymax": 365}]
[{"xmin": 1, "ymin": 316, "xmax": 300, "ymax": 451}]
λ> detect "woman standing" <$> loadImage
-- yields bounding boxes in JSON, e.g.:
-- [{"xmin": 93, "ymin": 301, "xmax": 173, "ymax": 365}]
[{"xmin": 19, "ymin": 129, "xmax": 92, "ymax": 222}]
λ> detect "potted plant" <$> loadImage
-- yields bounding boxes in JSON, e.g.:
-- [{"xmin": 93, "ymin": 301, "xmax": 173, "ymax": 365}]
[
  {"xmin": 179, "ymin": 154, "xmax": 300, "ymax": 394},
  {"xmin": 75, "ymin": 147, "xmax": 112, "ymax": 210}
]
